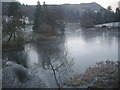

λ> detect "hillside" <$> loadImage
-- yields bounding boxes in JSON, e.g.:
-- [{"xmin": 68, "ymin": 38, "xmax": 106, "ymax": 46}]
[
  {"xmin": 62, "ymin": 2, "xmax": 103, "ymax": 15},
  {"xmin": 2, "ymin": 2, "xmax": 104, "ymax": 21},
  {"xmin": 62, "ymin": 2, "xmax": 104, "ymax": 21}
]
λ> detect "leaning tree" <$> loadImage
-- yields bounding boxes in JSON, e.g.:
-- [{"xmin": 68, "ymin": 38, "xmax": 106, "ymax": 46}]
[{"xmin": 3, "ymin": 2, "xmax": 25, "ymax": 42}]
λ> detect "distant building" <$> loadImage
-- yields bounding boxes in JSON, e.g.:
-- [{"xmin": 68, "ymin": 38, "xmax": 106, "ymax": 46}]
[
  {"xmin": 20, "ymin": 16, "xmax": 30, "ymax": 24},
  {"xmin": 2, "ymin": 16, "xmax": 13, "ymax": 23},
  {"xmin": 3, "ymin": 16, "xmax": 9, "ymax": 22},
  {"xmin": 3, "ymin": 15, "xmax": 30, "ymax": 25}
]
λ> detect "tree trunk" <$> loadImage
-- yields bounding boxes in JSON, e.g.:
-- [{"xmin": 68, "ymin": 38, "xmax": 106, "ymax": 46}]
[
  {"xmin": 50, "ymin": 64, "xmax": 61, "ymax": 90},
  {"xmin": 14, "ymin": 33, "xmax": 16, "ymax": 41},
  {"xmin": 7, "ymin": 34, "xmax": 12, "ymax": 42}
]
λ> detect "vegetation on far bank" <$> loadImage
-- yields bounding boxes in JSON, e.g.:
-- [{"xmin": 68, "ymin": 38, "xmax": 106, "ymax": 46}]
[{"xmin": 80, "ymin": 6, "xmax": 120, "ymax": 28}]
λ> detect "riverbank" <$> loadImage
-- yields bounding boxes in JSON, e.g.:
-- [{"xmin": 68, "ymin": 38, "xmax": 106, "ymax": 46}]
[
  {"xmin": 3, "ymin": 60, "xmax": 118, "ymax": 88},
  {"xmin": 63, "ymin": 61, "xmax": 118, "ymax": 88},
  {"xmin": 2, "ymin": 31, "xmax": 59, "ymax": 50},
  {"xmin": 94, "ymin": 22, "xmax": 120, "ymax": 29},
  {"xmin": 66, "ymin": 22, "xmax": 119, "ymax": 31}
]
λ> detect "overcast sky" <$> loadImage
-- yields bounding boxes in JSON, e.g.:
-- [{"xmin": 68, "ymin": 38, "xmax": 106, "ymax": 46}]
[{"xmin": 7, "ymin": 0, "xmax": 120, "ymax": 11}]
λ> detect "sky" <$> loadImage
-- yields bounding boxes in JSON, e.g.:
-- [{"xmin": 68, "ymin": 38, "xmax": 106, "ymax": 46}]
[{"xmin": 2, "ymin": 0, "xmax": 119, "ymax": 11}]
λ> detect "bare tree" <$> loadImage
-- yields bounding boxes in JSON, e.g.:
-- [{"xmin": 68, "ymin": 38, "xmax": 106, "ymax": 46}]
[{"xmin": 42, "ymin": 48, "xmax": 74, "ymax": 89}]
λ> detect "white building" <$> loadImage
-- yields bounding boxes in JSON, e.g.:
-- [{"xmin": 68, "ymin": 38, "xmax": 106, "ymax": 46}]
[
  {"xmin": 21, "ymin": 16, "xmax": 29, "ymax": 24},
  {"xmin": 20, "ymin": 16, "xmax": 29, "ymax": 24}
]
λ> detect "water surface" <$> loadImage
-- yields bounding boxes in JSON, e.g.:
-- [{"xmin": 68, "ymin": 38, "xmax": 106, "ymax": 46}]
[{"xmin": 3, "ymin": 23, "xmax": 118, "ymax": 75}]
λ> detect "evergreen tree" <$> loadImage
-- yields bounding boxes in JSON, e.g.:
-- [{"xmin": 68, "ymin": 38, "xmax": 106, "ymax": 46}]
[
  {"xmin": 32, "ymin": 1, "xmax": 65, "ymax": 34},
  {"xmin": 105, "ymin": 6, "xmax": 115, "ymax": 23},
  {"xmin": 107, "ymin": 6, "xmax": 112, "ymax": 11},
  {"xmin": 75, "ymin": 10, "xmax": 80, "ymax": 21},
  {"xmin": 32, "ymin": 1, "xmax": 42, "ymax": 32},
  {"xmin": 42, "ymin": 1, "xmax": 49, "ymax": 24},
  {"xmin": 116, "ymin": 8, "xmax": 120, "ymax": 21}
]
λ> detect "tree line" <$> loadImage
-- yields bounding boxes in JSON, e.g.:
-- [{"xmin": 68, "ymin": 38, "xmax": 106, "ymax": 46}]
[{"xmin": 80, "ymin": 6, "xmax": 120, "ymax": 28}]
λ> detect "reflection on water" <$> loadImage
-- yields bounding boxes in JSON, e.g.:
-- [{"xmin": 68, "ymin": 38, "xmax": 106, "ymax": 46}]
[
  {"xmin": 24, "ymin": 44, "xmax": 39, "ymax": 67},
  {"xmin": 3, "ymin": 23, "xmax": 118, "ymax": 74},
  {"xmin": 65, "ymin": 23, "xmax": 118, "ymax": 73}
]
